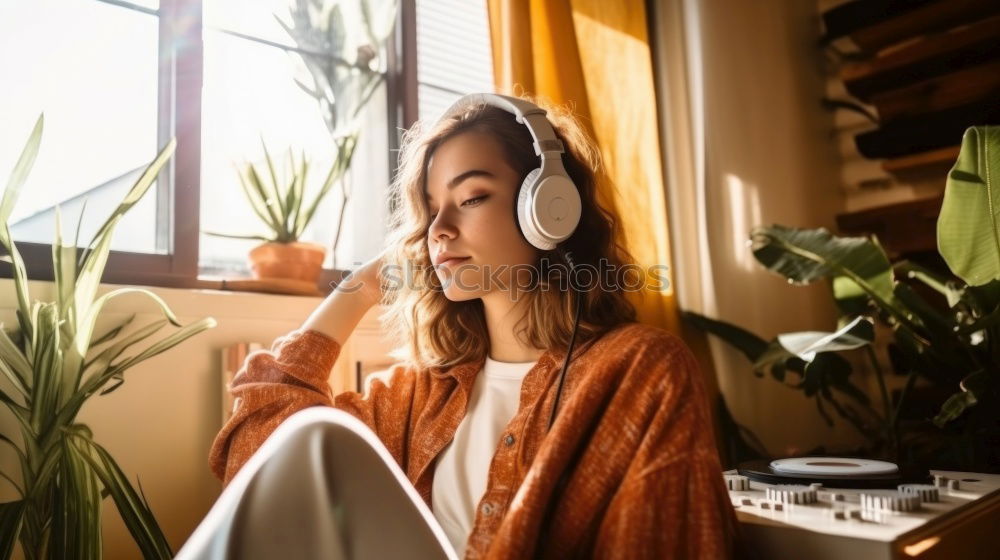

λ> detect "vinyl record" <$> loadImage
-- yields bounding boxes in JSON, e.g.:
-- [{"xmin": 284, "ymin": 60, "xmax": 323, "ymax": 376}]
[
  {"xmin": 771, "ymin": 457, "xmax": 899, "ymax": 476},
  {"xmin": 737, "ymin": 458, "xmax": 931, "ymax": 489}
]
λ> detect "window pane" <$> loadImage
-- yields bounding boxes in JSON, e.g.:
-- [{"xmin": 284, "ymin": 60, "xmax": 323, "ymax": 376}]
[
  {"xmin": 112, "ymin": 0, "xmax": 160, "ymax": 9},
  {"xmin": 0, "ymin": 0, "xmax": 160, "ymax": 254},
  {"xmin": 200, "ymin": 30, "xmax": 389, "ymax": 276},
  {"xmin": 416, "ymin": 0, "xmax": 494, "ymax": 120},
  {"xmin": 204, "ymin": 0, "xmax": 298, "ymax": 47}
]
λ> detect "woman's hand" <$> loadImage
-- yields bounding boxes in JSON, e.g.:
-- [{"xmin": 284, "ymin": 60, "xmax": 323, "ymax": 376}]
[
  {"xmin": 300, "ymin": 248, "xmax": 389, "ymax": 343},
  {"xmin": 341, "ymin": 248, "xmax": 388, "ymax": 308}
]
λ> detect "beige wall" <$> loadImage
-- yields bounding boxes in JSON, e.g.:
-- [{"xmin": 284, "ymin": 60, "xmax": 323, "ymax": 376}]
[
  {"xmin": 654, "ymin": 0, "xmax": 876, "ymax": 457},
  {"xmin": 0, "ymin": 278, "xmax": 392, "ymax": 559}
]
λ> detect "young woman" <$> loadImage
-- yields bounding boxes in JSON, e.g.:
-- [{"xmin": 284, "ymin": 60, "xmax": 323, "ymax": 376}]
[{"xmin": 182, "ymin": 94, "xmax": 737, "ymax": 559}]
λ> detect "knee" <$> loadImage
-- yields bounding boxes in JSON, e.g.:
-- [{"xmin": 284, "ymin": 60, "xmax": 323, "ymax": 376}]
[{"xmin": 268, "ymin": 407, "xmax": 373, "ymax": 453}]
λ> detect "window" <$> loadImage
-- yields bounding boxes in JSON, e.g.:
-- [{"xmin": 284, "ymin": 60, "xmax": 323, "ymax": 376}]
[
  {"xmin": 415, "ymin": 0, "xmax": 494, "ymax": 120},
  {"xmin": 1, "ymin": 0, "xmax": 495, "ymax": 292},
  {"xmin": 199, "ymin": 0, "xmax": 393, "ymax": 275},
  {"xmin": 1, "ymin": 0, "xmax": 162, "ymax": 254}
]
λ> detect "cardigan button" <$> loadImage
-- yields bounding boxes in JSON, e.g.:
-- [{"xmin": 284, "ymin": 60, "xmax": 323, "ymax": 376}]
[
  {"xmin": 481, "ymin": 502, "xmax": 495, "ymax": 516},
  {"xmin": 504, "ymin": 434, "xmax": 515, "ymax": 446}
]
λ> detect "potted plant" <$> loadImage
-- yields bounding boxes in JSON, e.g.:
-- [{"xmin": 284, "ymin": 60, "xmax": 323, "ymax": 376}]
[
  {"xmin": 686, "ymin": 125, "xmax": 1000, "ymax": 472},
  {"xmin": 0, "ymin": 115, "xmax": 217, "ymax": 558},
  {"xmin": 202, "ymin": 0, "xmax": 397, "ymax": 287},
  {"xmin": 204, "ymin": 136, "xmax": 357, "ymax": 285},
  {"xmin": 275, "ymin": 0, "xmax": 398, "ymax": 269}
]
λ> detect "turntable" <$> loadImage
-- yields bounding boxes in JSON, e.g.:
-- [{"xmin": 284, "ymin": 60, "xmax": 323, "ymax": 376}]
[{"xmin": 725, "ymin": 457, "xmax": 1000, "ymax": 559}]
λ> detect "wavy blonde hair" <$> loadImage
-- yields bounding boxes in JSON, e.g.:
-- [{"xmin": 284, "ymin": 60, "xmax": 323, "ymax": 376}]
[{"xmin": 378, "ymin": 95, "xmax": 638, "ymax": 369}]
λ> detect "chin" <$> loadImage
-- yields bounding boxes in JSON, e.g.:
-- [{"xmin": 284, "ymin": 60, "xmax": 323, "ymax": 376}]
[{"xmin": 441, "ymin": 287, "xmax": 482, "ymax": 302}]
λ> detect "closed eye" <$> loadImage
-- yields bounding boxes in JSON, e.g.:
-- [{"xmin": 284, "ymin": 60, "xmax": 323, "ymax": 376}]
[
  {"xmin": 462, "ymin": 195, "xmax": 488, "ymax": 207},
  {"xmin": 428, "ymin": 195, "xmax": 488, "ymax": 220}
]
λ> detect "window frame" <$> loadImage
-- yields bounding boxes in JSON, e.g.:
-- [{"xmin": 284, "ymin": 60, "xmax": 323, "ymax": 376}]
[{"xmin": 1, "ymin": 0, "xmax": 418, "ymax": 296}]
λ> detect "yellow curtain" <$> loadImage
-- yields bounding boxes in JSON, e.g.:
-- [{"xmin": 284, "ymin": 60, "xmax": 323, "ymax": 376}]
[{"xmin": 487, "ymin": 0, "xmax": 724, "ymax": 450}]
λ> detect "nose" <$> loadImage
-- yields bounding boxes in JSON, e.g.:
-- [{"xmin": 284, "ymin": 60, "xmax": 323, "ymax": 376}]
[{"xmin": 428, "ymin": 208, "xmax": 458, "ymax": 243}]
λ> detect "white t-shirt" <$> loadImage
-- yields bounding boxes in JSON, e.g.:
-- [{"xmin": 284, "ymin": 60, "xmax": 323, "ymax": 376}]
[{"xmin": 431, "ymin": 356, "xmax": 537, "ymax": 557}]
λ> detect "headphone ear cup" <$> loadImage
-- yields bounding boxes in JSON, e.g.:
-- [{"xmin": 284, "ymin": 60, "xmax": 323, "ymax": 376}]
[{"xmin": 517, "ymin": 168, "xmax": 555, "ymax": 250}]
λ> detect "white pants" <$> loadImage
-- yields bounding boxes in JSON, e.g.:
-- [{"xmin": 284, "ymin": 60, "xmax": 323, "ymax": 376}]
[{"xmin": 176, "ymin": 408, "xmax": 459, "ymax": 560}]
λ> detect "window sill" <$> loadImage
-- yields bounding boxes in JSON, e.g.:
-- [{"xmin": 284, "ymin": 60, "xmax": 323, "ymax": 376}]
[
  {"xmin": 1, "ymin": 266, "xmax": 349, "ymax": 298},
  {"xmin": 0, "ymin": 276, "xmax": 327, "ymax": 325}
]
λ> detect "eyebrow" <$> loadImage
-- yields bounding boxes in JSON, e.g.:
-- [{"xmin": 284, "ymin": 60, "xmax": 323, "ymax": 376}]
[{"xmin": 425, "ymin": 169, "xmax": 495, "ymax": 202}]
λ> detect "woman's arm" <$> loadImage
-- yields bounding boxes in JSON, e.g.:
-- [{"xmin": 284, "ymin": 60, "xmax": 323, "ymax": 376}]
[
  {"xmin": 299, "ymin": 249, "xmax": 385, "ymax": 343},
  {"xmin": 593, "ymin": 335, "xmax": 738, "ymax": 559},
  {"xmin": 209, "ymin": 252, "xmax": 387, "ymax": 485}
]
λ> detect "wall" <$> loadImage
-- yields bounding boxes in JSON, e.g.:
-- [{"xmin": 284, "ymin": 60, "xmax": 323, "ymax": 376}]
[{"xmin": 654, "ymin": 0, "xmax": 877, "ymax": 457}]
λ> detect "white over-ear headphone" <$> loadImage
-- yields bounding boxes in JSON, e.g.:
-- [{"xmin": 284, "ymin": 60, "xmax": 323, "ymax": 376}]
[{"xmin": 437, "ymin": 93, "xmax": 582, "ymax": 251}]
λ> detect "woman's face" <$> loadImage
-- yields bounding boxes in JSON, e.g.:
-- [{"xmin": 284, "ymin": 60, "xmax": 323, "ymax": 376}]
[{"xmin": 424, "ymin": 130, "xmax": 539, "ymax": 302}]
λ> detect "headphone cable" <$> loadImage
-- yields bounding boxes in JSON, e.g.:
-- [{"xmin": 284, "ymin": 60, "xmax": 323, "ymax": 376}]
[{"xmin": 547, "ymin": 248, "xmax": 581, "ymax": 432}]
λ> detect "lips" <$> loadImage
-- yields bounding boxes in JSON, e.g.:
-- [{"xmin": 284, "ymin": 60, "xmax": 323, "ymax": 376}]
[
  {"xmin": 437, "ymin": 256, "xmax": 470, "ymax": 267},
  {"xmin": 433, "ymin": 250, "xmax": 470, "ymax": 266}
]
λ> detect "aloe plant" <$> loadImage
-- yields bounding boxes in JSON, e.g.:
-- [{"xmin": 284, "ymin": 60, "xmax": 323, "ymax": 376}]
[
  {"xmin": 203, "ymin": 135, "xmax": 357, "ymax": 244},
  {"xmin": 687, "ymin": 126, "xmax": 1000, "ymax": 472},
  {"xmin": 272, "ymin": 0, "xmax": 398, "ymax": 266},
  {"xmin": 0, "ymin": 115, "xmax": 217, "ymax": 558}
]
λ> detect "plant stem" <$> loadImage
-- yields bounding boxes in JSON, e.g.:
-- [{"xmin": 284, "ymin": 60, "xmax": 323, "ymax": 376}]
[
  {"xmin": 865, "ymin": 345, "xmax": 896, "ymax": 459},
  {"xmin": 331, "ymin": 175, "xmax": 349, "ymax": 270},
  {"xmin": 892, "ymin": 369, "xmax": 919, "ymax": 429}
]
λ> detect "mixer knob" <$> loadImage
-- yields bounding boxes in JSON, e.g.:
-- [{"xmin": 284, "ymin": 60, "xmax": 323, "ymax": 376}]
[
  {"xmin": 724, "ymin": 474, "xmax": 751, "ymax": 491},
  {"xmin": 765, "ymin": 485, "xmax": 818, "ymax": 505},
  {"xmin": 860, "ymin": 491, "xmax": 921, "ymax": 512},
  {"xmin": 898, "ymin": 484, "xmax": 940, "ymax": 502}
]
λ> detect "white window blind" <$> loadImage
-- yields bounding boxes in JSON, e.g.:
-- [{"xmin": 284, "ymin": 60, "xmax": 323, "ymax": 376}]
[{"xmin": 415, "ymin": 0, "xmax": 495, "ymax": 121}]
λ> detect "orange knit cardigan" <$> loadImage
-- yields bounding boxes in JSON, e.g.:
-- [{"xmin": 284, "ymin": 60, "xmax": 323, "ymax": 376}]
[{"xmin": 209, "ymin": 322, "xmax": 738, "ymax": 558}]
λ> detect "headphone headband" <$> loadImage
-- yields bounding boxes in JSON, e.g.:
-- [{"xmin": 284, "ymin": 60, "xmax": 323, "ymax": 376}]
[{"xmin": 439, "ymin": 93, "xmax": 566, "ymax": 158}]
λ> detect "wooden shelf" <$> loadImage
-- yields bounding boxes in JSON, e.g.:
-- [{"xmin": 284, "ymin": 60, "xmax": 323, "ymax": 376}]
[
  {"xmin": 870, "ymin": 60, "xmax": 1000, "ymax": 123},
  {"xmin": 836, "ymin": 197, "xmax": 943, "ymax": 257},
  {"xmin": 847, "ymin": 0, "xmax": 999, "ymax": 55},
  {"xmin": 881, "ymin": 145, "xmax": 960, "ymax": 181},
  {"xmin": 823, "ymin": 2, "xmax": 996, "ymax": 260},
  {"xmin": 841, "ymin": 13, "xmax": 1000, "ymax": 101}
]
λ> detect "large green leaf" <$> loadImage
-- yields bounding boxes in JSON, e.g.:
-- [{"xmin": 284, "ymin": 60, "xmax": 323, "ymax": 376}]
[
  {"xmin": 0, "ymin": 115, "xmax": 44, "ymax": 339},
  {"xmin": 77, "ymin": 139, "xmax": 176, "ymax": 272},
  {"xmin": 937, "ymin": 126, "xmax": 1000, "ymax": 286},
  {"xmin": 68, "ymin": 434, "xmax": 172, "ymax": 559},
  {"xmin": 0, "ymin": 323, "xmax": 31, "ymax": 390},
  {"xmin": 681, "ymin": 312, "xmax": 769, "ymax": 362},
  {"xmin": 0, "ymin": 499, "xmax": 26, "ymax": 560},
  {"xmin": 777, "ymin": 316, "xmax": 874, "ymax": 362},
  {"xmin": 0, "ymin": 115, "xmax": 43, "ymax": 225},
  {"xmin": 751, "ymin": 226, "xmax": 917, "ymax": 330},
  {"xmin": 51, "ymin": 436, "xmax": 102, "ymax": 560},
  {"xmin": 64, "ymin": 316, "xmax": 216, "ymax": 423},
  {"xmin": 81, "ymin": 319, "xmax": 168, "ymax": 381}
]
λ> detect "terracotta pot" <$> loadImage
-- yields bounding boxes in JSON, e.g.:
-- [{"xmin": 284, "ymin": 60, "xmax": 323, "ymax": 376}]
[{"xmin": 248, "ymin": 241, "xmax": 326, "ymax": 283}]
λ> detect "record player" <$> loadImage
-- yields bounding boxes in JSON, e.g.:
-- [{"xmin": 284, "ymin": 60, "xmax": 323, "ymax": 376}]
[{"xmin": 725, "ymin": 457, "xmax": 1000, "ymax": 559}]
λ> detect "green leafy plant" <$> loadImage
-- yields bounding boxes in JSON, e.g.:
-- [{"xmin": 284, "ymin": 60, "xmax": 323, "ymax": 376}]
[
  {"xmin": 0, "ymin": 115, "xmax": 217, "ymax": 558},
  {"xmin": 203, "ymin": 136, "xmax": 357, "ymax": 244},
  {"xmin": 687, "ymin": 126, "xmax": 1000, "ymax": 472}
]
